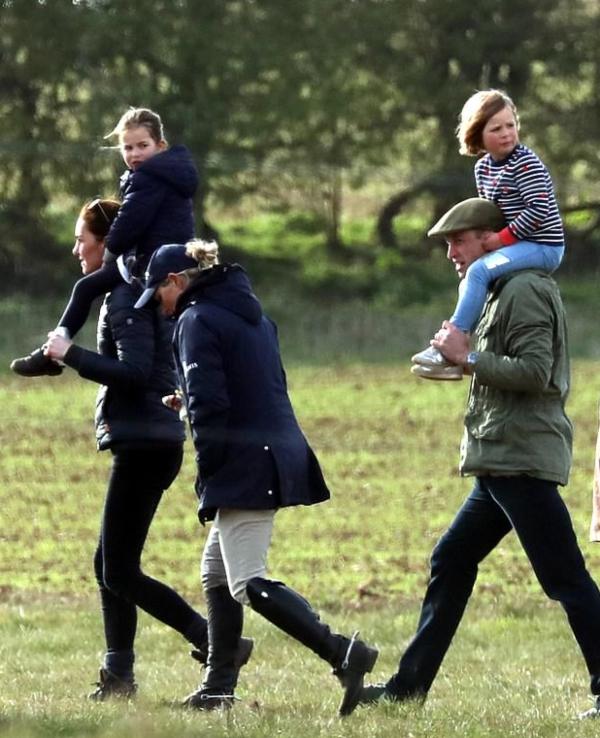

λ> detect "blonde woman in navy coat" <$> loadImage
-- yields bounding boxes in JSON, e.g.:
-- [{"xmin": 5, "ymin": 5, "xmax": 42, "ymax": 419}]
[{"xmin": 136, "ymin": 241, "xmax": 378, "ymax": 716}]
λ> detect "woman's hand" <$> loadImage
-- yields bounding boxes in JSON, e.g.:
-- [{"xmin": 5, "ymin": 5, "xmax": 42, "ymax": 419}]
[
  {"xmin": 162, "ymin": 390, "xmax": 188, "ymax": 420},
  {"xmin": 44, "ymin": 332, "xmax": 72, "ymax": 361},
  {"xmin": 162, "ymin": 392, "xmax": 183, "ymax": 412}
]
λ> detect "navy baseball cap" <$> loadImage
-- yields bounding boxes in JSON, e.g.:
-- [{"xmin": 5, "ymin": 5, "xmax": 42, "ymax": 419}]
[{"xmin": 135, "ymin": 244, "xmax": 198, "ymax": 308}]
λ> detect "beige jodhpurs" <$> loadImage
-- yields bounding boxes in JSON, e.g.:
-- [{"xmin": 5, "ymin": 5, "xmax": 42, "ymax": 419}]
[{"xmin": 201, "ymin": 508, "xmax": 276, "ymax": 604}]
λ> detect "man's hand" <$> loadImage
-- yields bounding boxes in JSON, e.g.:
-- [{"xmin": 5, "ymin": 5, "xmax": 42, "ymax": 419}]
[
  {"xmin": 431, "ymin": 321, "xmax": 470, "ymax": 366},
  {"xmin": 44, "ymin": 331, "xmax": 72, "ymax": 361}
]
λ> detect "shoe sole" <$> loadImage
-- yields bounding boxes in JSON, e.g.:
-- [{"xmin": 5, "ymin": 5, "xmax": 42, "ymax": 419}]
[
  {"xmin": 338, "ymin": 646, "xmax": 379, "ymax": 718},
  {"xmin": 10, "ymin": 362, "xmax": 63, "ymax": 377},
  {"xmin": 359, "ymin": 685, "xmax": 391, "ymax": 705},
  {"xmin": 410, "ymin": 365, "xmax": 463, "ymax": 381},
  {"xmin": 181, "ymin": 693, "xmax": 235, "ymax": 711}
]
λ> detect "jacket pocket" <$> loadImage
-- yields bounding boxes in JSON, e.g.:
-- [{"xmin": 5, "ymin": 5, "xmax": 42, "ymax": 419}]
[{"xmin": 465, "ymin": 403, "xmax": 505, "ymax": 441}]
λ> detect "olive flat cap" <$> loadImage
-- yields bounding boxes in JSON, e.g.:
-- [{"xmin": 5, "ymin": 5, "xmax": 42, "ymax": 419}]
[{"xmin": 427, "ymin": 198, "xmax": 505, "ymax": 238}]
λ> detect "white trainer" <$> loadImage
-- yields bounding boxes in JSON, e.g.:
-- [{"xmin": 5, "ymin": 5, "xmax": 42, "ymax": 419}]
[{"xmin": 411, "ymin": 345, "xmax": 450, "ymax": 367}]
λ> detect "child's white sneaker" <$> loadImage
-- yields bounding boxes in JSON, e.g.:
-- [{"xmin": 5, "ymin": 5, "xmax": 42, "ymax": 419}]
[
  {"xmin": 411, "ymin": 345, "xmax": 451, "ymax": 367},
  {"xmin": 411, "ymin": 364, "xmax": 463, "ymax": 381}
]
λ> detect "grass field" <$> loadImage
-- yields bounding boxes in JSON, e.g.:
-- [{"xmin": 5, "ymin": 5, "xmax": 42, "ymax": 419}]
[{"xmin": 3, "ymin": 363, "xmax": 600, "ymax": 737}]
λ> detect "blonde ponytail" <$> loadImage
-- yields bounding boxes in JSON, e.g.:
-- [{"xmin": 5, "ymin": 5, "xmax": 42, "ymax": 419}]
[{"xmin": 185, "ymin": 239, "xmax": 220, "ymax": 270}]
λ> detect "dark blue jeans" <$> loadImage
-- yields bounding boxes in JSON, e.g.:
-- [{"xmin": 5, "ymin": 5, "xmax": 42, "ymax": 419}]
[
  {"xmin": 387, "ymin": 476, "xmax": 600, "ymax": 698},
  {"xmin": 94, "ymin": 444, "xmax": 206, "ymax": 654}
]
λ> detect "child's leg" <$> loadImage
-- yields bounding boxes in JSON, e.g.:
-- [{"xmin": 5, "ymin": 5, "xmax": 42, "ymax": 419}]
[
  {"xmin": 410, "ymin": 242, "xmax": 564, "ymax": 379},
  {"xmin": 450, "ymin": 242, "xmax": 564, "ymax": 333},
  {"xmin": 57, "ymin": 261, "xmax": 122, "ymax": 338}
]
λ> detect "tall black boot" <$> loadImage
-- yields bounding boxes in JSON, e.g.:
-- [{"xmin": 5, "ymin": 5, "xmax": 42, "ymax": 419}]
[
  {"xmin": 189, "ymin": 610, "xmax": 254, "ymax": 670},
  {"xmin": 246, "ymin": 577, "xmax": 378, "ymax": 717},
  {"xmin": 182, "ymin": 586, "xmax": 244, "ymax": 711}
]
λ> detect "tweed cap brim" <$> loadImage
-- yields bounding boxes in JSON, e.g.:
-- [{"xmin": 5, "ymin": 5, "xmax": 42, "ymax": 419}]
[{"xmin": 427, "ymin": 198, "xmax": 505, "ymax": 238}]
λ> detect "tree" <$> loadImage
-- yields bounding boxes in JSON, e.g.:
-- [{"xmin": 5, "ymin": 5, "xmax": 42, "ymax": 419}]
[
  {"xmin": 354, "ymin": 0, "xmax": 582, "ymax": 249},
  {"xmin": 0, "ymin": 0, "xmax": 97, "ymax": 290}
]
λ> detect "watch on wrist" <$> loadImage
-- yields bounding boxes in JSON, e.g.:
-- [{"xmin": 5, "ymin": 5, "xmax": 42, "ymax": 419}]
[{"xmin": 466, "ymin": 351, "xmax": 479, "ymax": 368}]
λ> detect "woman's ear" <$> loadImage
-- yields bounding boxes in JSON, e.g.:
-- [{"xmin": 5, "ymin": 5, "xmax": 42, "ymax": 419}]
[{"xmin": 170, "ymin": 272, "xmax": 186, "ymax": 289}]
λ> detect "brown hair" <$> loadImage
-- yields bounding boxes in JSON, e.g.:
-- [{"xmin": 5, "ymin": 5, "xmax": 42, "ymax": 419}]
[
  {"xmin": 105, "ymin": 107, "xmax": 166, "ymax": 144},
  {"xmin": 456, "ymin": 90, "xmax": 519, "ymax": 156},
  {"xmin": 79, "ymin": 199, "xmax": 120, "ymax": 239}
]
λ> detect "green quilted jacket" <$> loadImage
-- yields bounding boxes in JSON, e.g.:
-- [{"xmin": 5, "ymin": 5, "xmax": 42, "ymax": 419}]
[{"xmin": 460, "ymin": 269, "xmax": 573, "ymax": 486}]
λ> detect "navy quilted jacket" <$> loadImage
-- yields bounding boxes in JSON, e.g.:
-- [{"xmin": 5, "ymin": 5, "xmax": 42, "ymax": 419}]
[
  {"xmin": 105, "ymin": 145, "xmax": 198, "ymax": 261},
  {"xmin": 64, "ymin": 280, "xmax": 185, "ymax": 450},
  {"xmin": 172, "ymin": 264, "xmax": 330, "ymax": 522}
]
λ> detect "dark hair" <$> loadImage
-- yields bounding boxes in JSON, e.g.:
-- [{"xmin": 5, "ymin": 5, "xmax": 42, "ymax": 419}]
[
  {"xmin": 105, "ymin": 107, "xmax": 166, "ymax": 144},
  {"xmin": 456, "ymin": 89, "xmax": 519, "ymax": 156},
  {"xmin": 79, "ymin": 199, "xmax": 120, "ymax": 239}
]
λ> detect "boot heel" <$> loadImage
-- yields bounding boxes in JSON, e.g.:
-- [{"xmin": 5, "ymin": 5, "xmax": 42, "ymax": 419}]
[
  {"xmin": 363, "ymin": 644, "xmax": 379, "ymax": 674},
  {"xmin": 336, "ymin": 635, "xmax": 379, "ymax": 717}
]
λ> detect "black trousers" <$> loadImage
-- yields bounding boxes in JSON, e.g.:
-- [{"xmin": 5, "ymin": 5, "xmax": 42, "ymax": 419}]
[
  {"xmin": 388, "ymin": 476, "xmax": 600, "ymax": 698},
  {"xmin": 93, "ymin": 444, "xmax": 201, "ymax": 653}
]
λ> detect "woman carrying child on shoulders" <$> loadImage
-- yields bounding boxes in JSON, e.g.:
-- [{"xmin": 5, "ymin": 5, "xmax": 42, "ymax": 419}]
[{"xmin": 12, "ymin": 107, "xmax": 197, "ymax": 377}]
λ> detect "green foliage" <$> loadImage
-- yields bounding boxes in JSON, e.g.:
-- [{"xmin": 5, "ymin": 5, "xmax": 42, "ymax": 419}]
[
  {"xmin": 2, "ymin": 0, "xmax": 600, "ymax": 296},
  {"xmin": 219, "ymin": 212, "xmax": 324, "ymax": 258}
]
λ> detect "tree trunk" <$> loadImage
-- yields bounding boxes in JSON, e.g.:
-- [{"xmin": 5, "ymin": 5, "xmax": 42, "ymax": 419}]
[
  {"xmin": 376, "ymin": 180, "xmax": 433, "ymax": 250},
  {"xmin": 324, "ymin": 168, "xmax": 346, "ymax": 257}
]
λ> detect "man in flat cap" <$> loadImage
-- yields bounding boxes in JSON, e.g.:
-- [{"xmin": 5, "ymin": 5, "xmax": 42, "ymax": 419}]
[
  {"xmin": 353, "ymin": 197, "xmax": 600, "ymax": 719},
  {"xmin": 411, "ymin": 196, "xmax": 563, "ymax": 380}
]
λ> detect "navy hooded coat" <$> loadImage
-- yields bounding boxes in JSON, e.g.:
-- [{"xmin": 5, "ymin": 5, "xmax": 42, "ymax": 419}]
[
  {"xmin": 171, "ymin": 264, "xmax": 330, "ymax": 522},
  {"xmin": 105, "ymin": 145, "xmax": 198, "ymax": 261}
]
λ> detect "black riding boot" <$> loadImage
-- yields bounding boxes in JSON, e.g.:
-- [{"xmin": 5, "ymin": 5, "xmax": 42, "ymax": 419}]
[
  {"xmin": 246, "ymin": 577, "xmax": 378, "ymax": 716},
  {"xmin": 182, "ymin": 586, "xmax": 244, "ymax": 711}
]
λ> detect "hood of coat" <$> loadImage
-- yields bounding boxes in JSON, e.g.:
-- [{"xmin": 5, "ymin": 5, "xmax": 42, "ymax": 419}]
[
  {"xmin": 176, "ymin": 264, "xmax": 263, "ymax": 325},
  {"xmin": 123, "ymin": 145, "xmax": 198, "ymax": 198}
]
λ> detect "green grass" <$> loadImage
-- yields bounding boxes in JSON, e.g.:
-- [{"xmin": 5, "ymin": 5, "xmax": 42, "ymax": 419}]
[{"xmin": 3, "ymin": 364, "xmax": 600, "ymax": 736}]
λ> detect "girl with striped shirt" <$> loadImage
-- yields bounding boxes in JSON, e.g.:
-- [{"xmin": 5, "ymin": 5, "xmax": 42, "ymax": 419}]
[{"xmin": 411, "ymin": 89, "xmax": 565, "ymax": 379}]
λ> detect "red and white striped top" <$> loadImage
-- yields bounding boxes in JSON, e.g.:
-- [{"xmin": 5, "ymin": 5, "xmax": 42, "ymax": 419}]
[{"xmin": 475, "ymin": 143, "xmax": 564, "ymax": 246}]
